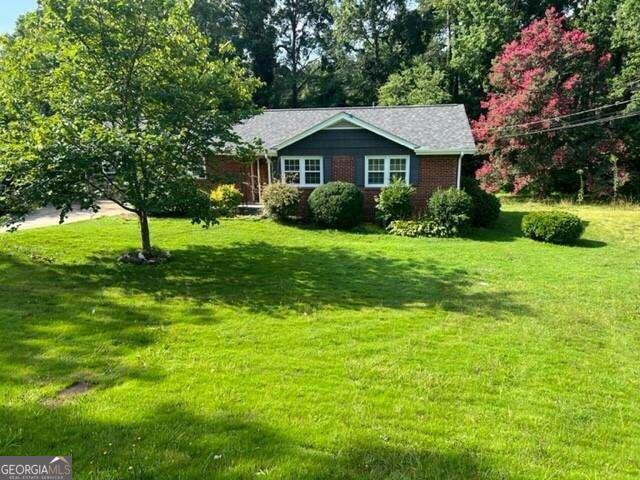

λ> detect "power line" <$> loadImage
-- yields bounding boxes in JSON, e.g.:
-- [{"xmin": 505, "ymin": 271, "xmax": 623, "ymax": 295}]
[
  {"xmin": 498, "ymin": 110, "xmax": 640, "ymax": 139},
  {"xmin": 493, "ymin": 99, "xmax": 632, "ymax": 131},
  {"xmin": 490, "ymin": 79, "xmax": 640, "ymax": 133}
]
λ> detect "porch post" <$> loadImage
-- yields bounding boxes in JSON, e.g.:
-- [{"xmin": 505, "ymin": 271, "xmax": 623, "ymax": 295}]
[
  {"xmin": 249, "ymin": 159, "xmax": 256, "ymax": 203},
  {"xmin": 265, "ymin": 153, "xmax": 272, "ymax": 185},
  {"xmin": 257, "ymin": 157, "xmax": 262, "ymax": 204}
]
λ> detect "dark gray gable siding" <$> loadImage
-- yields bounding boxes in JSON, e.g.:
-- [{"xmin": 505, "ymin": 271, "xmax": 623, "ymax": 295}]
[{"xmin": 278, "ymin": 129, "xmax": 419, "ymax": 187}]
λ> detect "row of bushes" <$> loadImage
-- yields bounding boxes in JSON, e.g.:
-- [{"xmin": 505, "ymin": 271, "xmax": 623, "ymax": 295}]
[
  {"xmin": 384, "ymin": 178, "xmax": 501, "ymax": 238},
  {"xmin": 261, "ymin": 178, "xmax": 502, "ymax": 237},
  {"xmin": 210, "ymin": 182, "xmax": 583, "ymax": 244}
]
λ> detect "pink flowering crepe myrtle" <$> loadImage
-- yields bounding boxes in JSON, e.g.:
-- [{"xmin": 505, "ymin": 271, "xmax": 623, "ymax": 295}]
[{"xmin": 472, "ymin": 7, "xmax": 626, "ymax": 197}]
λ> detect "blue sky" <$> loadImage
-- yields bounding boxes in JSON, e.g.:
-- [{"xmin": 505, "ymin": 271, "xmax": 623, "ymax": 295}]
[{"xmin": 1, "ymin": 1, "xmax": 38, "ymax": 34}]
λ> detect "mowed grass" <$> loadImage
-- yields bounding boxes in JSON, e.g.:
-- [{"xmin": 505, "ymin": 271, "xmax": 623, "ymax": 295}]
[{"xmin": 0, "ymin": 201, "xmax": 639, "ymax": 479}]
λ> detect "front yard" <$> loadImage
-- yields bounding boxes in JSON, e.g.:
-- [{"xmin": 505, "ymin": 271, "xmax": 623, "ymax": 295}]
[{"xmin": 0, "ymin": 201, "xmax": 639, "ymax": 479}]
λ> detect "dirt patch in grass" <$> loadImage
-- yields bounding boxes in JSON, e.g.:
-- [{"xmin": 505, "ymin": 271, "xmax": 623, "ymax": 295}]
[{"xmin": 45, "ymin": 381, "xmax": 93, "ymax": 406}]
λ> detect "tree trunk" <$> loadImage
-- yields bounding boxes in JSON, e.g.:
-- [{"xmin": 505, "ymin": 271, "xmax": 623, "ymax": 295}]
[{"xmin": 138, "ymin": 211, "xmax": 152, "ymax": 252}]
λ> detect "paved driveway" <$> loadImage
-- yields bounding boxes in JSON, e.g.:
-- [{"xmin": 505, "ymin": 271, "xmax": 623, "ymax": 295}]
[{"xmin": 1, "ymin": 200, "xmax": 131, "ymax": 232}]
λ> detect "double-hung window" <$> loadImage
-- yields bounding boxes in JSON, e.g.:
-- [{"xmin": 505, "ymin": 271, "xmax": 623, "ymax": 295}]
[
  {"xmin": 365, "ymin": 155, "xmax": 410, "ymax": 187},
  {"xmin": 280, "ymin": 156, "xmax": 323, "ymax": 187}
]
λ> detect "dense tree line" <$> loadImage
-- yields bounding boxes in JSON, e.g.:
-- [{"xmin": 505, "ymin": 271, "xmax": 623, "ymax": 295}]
[
  {"xmin": 0, "ymin": 0, "xmax": 638, "ymax": 207},
  {"xmin": 189, "ymin": 0, "xmax": 591, "ymax": 113},
  {"xmin": 189, "ymin": 0, "xmax": 639, "ymax": 197}
]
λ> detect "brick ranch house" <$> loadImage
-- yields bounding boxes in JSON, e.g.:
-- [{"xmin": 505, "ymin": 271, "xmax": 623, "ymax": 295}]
[{"xmin": 206, "ymin": 105, "xmax": 476, "ymax": 219}]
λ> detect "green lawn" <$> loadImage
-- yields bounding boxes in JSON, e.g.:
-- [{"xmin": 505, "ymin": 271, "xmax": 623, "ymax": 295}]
[{"xmin": 1, "ymin": 201, "xmax": 639, "ymax": 479}]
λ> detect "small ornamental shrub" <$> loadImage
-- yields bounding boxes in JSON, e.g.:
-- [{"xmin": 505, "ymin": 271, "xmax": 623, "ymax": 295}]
[
  {"xmin": 262, "ymin": 182, "xmax": 300, "ymax": 220},
  {"xmin": 521, "ymin": 210, "xmax": 584, "ymax": 244},
  {"xmin": 308, "ymin": 181, "xmax": 363, "ymax": 229},
  {"xmin": 427, "ymin": 188, "xmax": 473, "ymax": 236},
  {"xmin": 387, "ymin": 219, "xmax": 450, "ymax": 238},
  {"xmin": 210, "ymin": 184, "xmax": 243, "ymax": 216},
  {"xmin": 461, "ymin": 177, "xmax": 501, "ymax": 227},
  {"xmin": 375, "ymin": 179, "xmax": 415, "ymax": 226}
]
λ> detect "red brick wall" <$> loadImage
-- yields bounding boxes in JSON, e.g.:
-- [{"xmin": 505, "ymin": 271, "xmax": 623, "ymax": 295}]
[
  {"xmin": 331, "ymin": 155, "xmax": 458, "ymax": 220},
  {"xmin": 210, "ymin": 154, "xmax": 459, "ymax": 219},
  {"xmin": 412, "ymin": 155, "xmax": 459, "ymax": 215},
  {"xmin": 332, "ymin": 155, "xmax": 355, "ymax": 182}
]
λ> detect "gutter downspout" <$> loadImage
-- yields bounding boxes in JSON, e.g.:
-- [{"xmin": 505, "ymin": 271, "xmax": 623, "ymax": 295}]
[{"xmin": 456, "ymin": 151, "xmax": 463, "ymax": 190}]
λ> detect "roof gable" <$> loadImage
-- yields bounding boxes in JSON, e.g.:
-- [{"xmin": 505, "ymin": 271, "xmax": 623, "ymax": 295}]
[{"xmin": 272, "ymin": 112, "xmax": 420, "ymax": 152}]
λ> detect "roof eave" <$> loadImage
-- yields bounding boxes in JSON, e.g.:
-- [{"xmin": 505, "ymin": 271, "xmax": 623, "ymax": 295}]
[{"xmin": 414, "ymin": 147, "xmax": 476, "ymax": 156}]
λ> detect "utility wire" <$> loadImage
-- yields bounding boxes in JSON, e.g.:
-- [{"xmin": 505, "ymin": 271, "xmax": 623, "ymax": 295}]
[
  {"xmin": 498, "ymin": 110, "xmax": 640, "ymax": 139},
  {"xmin": 490, "ymin": 79, "xmax": 640, "ymax": 132},
  {"xmin": 493, "ymin": 100, "xmax": 632, "ymax": 131}
]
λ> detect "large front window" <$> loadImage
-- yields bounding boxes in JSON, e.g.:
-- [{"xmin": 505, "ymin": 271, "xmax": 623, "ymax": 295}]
[
  {"xmin": 280, "ymin": 156, "xmax": 323, "ymax": 186},
  {"xmin": 365, "ymin": 155, "xmax": 409, "ymax": 187}
]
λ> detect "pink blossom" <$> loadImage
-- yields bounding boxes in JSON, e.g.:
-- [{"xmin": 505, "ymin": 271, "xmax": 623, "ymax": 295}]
[{"xmin": 562, "ymin": 74, "xmax": 581, "ymax": 91}]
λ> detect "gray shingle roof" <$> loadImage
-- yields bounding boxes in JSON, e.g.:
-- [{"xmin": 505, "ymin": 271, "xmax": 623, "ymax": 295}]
[{"xmin": 233, "ymin": 104, "xmax": 476, "ymax": 153}]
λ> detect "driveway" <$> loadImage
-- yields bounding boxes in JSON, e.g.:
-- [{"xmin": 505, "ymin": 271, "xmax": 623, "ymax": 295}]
[{"xmin": 1, "ymin": 200, "xmax": 131, "ymax": 232}]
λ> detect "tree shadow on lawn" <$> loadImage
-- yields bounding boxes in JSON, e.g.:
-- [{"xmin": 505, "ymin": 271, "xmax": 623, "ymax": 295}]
[
  {"xmin": 0, "ymin": 241, "xmax": 529, "ymax": 392},
  {"xmin": 467, "ymin": 210, "xmax": 607, "ymax": 248},
  {"xmin": 75, "ymin": 241, "xmax": 531, "ymax": 318},
  {"xmin": 0, "ymin": 253, "xmax": 166, "ymax": 390},
  {"xmin": 0, "ymin": 402, "xmax": 509, "ymax": 479}
]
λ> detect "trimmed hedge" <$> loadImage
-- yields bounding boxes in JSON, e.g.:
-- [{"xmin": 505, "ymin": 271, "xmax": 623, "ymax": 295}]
[
  {"xmin": 427, "ymin": 188, "xmax": 473, "ymax": 236},
  {"xmin": 262, "ymin": 182, "xmax": 299, "ymax": 220},
  {"xmin": 521, "ymin": 210, "xmax": 584, "ymax": 244},
  {"xmin": 461, "ymin": 177, "xmax": 501, "ymax": 227},
  {"xmin": 308, "ymin": 181, "xmax": 363, "ymax": 229},
  {"xmin": 375, "ymin": 179, "xmax": 415, "ymax": 226}
]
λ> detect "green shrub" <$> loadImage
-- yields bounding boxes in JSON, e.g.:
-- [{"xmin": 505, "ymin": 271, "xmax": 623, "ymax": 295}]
[
  {"xmin": 387, "ymin": 219, "xmax": 449, "ymax": 238},
  {"xmin": 521, "ymin": 211, "xmax": 584, "ymax": 244},
  {"xmin": 262, "ymin": 182, "xmax": 300, "ymax": 220},
  {"xmin": 461, "ymin": 177, "xmax": 501, "ymax": 227},
  {"xmin": 210, "ymin": 184, "xmax": 243, "ymax": 216},
  {"xmin": 147, "ymin": 179, "xmax": 212, "ymax": 218},
  {"xmin": 427, "ymin": 188, "xmax": 473, "ymax": 236},
  {"xmin": 375, "ymin": 179, "xmax": 415, "ymax": 226},
  {"xmin": 308, "ymin": 181, "xmax": 363, "ymax": 229}
]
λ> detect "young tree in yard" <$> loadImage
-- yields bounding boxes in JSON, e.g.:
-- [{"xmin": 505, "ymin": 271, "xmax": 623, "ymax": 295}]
[
  {"xmin": 473, "ymin": 7, "xmax": 624, "ymax": 196},
  {"xmin": 0, "ymin": 0, "xmax": 259, "ymax": 254}
]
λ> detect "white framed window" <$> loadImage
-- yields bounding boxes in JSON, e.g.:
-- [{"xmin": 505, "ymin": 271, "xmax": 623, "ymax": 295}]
[
  {"xmin": 365, "ymin": 155, "xmax": 410, "ymax": 187},
  {"xmin": 280, "ymin": 156, "xmax": 323, "ymax": 187}
]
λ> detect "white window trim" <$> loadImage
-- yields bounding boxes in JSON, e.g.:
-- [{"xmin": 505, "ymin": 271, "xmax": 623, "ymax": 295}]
[
  {"xmin": 189, "ymin": 158, "xmax": 207, "ymax": 180},
  {"xmin": 280, "ymin": 156, "xmax": 324, "ymax": 187},
  {"xmin": 364, "ymin": 155, "xmax": 410, "ymax": 188}
]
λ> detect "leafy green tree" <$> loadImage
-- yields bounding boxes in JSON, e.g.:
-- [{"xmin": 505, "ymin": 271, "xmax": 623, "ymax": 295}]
[
  {"xmin": 332, "ymin": 0, "xmax": 434, "ymax": 105},
  {"xmin": 192, "ymin": 0, "xmax": 278, "ymax": 107},
  {"xmin": 612, "ymin": 0, "xmax": 640, "ymax": 108},
  {"xmin": 378, "ymin": 59, "xmax": 450, "ymax": 105},
  {"xmin": 273, "ymin": 0, "xmax": 332, "ymax": 107},
  {"xmin": 0, "ymin": 0, "xmax": 259, "ymax": 253}
]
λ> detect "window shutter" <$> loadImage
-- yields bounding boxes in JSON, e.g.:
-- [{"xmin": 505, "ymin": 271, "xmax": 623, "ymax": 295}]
[
  {"xmin": 355, "ymin": 156, "xmax": 365, "ymax": 187},
  {"xmin": 409, "ymin": 155, "xmax": 420, "ymax": 185},
  {"xmin": 323, "ymin": 157, "xmax": 331, "ymax": 183}
]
